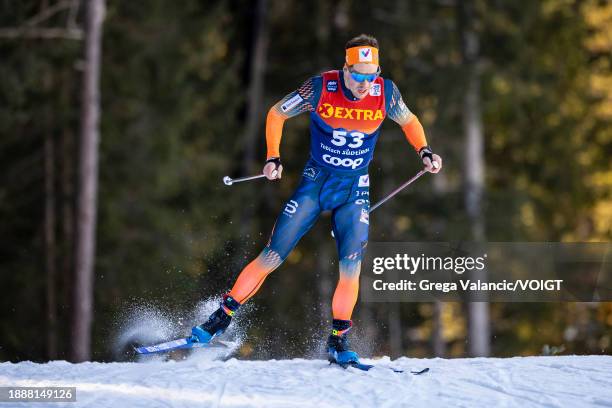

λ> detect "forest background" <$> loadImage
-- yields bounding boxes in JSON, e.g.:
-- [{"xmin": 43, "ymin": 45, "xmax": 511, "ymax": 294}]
[{"xmin": 0, "ymin": 0, "xmax": 610, "ymax": 362}]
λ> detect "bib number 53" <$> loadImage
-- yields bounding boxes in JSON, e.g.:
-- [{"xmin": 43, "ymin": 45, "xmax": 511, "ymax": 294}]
[{"xmin": 331, "ymin": 130, "xmax": 364, "ymax": 148}]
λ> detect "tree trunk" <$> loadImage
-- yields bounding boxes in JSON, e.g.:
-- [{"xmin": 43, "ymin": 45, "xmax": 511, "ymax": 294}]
[
  {"xmin": 430, "ymin": 153, "xmax": 447, "ymax": 357},
  {"xmin": 380, "ymin": 133, "xmax": 403, "ymax": 356},
  {"xmin": 61, "ymin": 126, "xmax": 75, "ymax": 360},
  {"xmin": 44, "ymin": 119, "xmax": 57, "ymax": 360},
  {"xmin": 72, "ymin": 0, "xmax": 105, "ymax": 362},
  {"xmin": 388, "ymin": 302, "xmax": 402, "ymax": 358},
  {"xmin": 316, "ymin": 0, "xmax": 333, "ymax": 330},
  {"xmin": 239, "ymin": 0, "xmax": 268, "ymax": 241},
  {"xmin": 458, "ymin": 0, "xmax": 490, "ymax": 357},
  {"xmin": 241, "ymin": 0, "xmax": 268, "ymax": 176},
  {"xmin": 432, "ymin": 301, "xmax": 446, "ymax": 356}
]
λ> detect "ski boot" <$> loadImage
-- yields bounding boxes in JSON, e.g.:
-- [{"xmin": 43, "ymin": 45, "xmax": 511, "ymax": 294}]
[
  {"xmin": 190, "ymin": 294, "xmax": 241, "ymax": 344},
  {"xmin": 327, "ymin": 319, "xmax": 360, "ymax": 365}
]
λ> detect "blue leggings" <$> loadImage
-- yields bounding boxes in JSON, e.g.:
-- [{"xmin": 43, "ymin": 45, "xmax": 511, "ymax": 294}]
[{"xmin": 228, "ymin": 159, "xmax": 370, "ymax": 319}]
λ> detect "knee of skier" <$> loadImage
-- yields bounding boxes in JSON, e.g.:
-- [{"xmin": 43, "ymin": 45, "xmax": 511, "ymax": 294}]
[
  {"xmin": 337, "ymin": 241, "xmax": 367, "ymax": 267},
  {"xmin": 339, "ymin": 256, "xmax": 362, "ymax": 278},
  {"xmin": 258, "ymin": 246, "xmax": 286, "ymax": 269}
]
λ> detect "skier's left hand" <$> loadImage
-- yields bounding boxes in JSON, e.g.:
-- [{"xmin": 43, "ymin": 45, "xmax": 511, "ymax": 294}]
[{"xmin": 419, "ymin": 146, "xmax": 442, "ymax": 174}]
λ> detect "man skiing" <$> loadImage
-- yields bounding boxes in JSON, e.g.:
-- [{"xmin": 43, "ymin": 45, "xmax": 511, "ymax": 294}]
[{"xmin": 192, "ymin": 34, "xmax": 442, "ymax": 365}]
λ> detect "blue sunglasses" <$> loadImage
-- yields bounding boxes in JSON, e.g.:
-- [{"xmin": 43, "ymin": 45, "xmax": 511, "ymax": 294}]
[{"xmin": 348, "ymin": 66, "xmax": 381, "ymax": 83}]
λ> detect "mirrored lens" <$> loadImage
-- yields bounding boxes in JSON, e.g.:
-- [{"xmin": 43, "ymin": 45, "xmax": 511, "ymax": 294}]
[{"xmin": 350, "ymin": 72, "xmax": 378, "ymax": 82}]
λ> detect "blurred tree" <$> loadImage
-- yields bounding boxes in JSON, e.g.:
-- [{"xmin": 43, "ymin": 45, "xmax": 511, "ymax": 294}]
[
  {"xmin": 458, "ymin": 0, "xmax": 490, "ymax": 357},
  {"xmin": 72, "ymin": 0, "xmax": 105, "ymax": 363},
  {"xmin": 0, "ymin": 0, "xmax": 83, "ymax": 361}
]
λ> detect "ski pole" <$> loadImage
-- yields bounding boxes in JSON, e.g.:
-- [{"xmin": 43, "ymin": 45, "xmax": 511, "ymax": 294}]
[
  {"xmin": 223, "ymin": 165, "xmax": 281, "ymax": 185},
  {"xmin": 330, "ymin": 168, "xmax": 430, "ymax": 238},
  {"xmin": 223, "ymin": 173, "xmax": 267, "ymax": 186},
  {"xmin": 369, "ymin": 169, "xmax": 427, "ymax": 213}
]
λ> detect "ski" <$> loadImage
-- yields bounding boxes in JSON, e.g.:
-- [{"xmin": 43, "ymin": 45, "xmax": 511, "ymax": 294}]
[
  {"xmin": 133, "ymin": 337, "xmax": 230, "ymax": 355},
  {"xmin": 330, "ymin": 360, "xmax": 427, "ymax": 374},
  {"xmin": 341, "ymin": 361, "xmax": 375, "ymax": 371}
]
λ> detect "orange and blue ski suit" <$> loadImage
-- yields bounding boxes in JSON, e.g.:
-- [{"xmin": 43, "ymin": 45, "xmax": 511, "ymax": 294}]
[{"xmin": 228, "ymin": 70, "xmax": 428, "ymax": 320}]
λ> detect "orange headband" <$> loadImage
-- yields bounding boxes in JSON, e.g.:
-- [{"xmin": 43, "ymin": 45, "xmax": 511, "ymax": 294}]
[{"xmin": 345, "ymin": 46, "xmax": 379, "ymax": 66}]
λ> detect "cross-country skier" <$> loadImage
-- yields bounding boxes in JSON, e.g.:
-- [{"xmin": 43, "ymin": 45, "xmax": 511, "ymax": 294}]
[{"xmin": 192, "ymin": 34, "xmax": 442, "ymax": 365}]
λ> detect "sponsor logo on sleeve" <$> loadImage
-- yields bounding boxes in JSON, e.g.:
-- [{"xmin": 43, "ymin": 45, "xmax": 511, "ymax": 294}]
[
  {"xmin": 326, "ymin": 80, "xmax": 338, "ymax": 92},
  {"xmin": 281, "ymin": 94, "xmax": 304, "ymax": 112},
  {"xmin": 369, "ymin": 83, "xmax": 381, "ymax": 96},
  {"xmin": 359, "ymin": 208, "xmax": 370, "ymax": 224},
  {"xmin": 359, "ymin": 48, "xmax": 373, "ymax": 62}
]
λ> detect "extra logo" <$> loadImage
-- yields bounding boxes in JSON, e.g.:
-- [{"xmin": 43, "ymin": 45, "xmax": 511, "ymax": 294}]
[
  {"xmin": 303, "ymin": 166, "xmax": 320, "ymax": 181},
  {"xmin": 326, "ymin": 80, "xmax": 338, "ymax": 92},
  {"xmin": 359, "ymin": 48, "xmax": 373, "ymax": 62},
  {"xmin": 322, "ymin": 154, "xmax": 364, "ymax": 169},
  {"xmin": 317, "ymin": 103, "xmax": 384, "ymax": 121},
  {"xmin": 369, "ymin": 83, "xmax": 381, "ymax": 96},
  {"xmin": 281, "ymin": 94, "xmax": 303, "ymax": 113}
]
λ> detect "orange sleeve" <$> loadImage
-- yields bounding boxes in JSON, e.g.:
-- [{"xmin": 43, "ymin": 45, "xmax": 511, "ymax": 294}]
[
  {"xmin": 401, "ymin": 115, "xmax": 428, "ymax": 152},
  {"xmin": 266, "ymin": 108, "xmax": 288, "ymax": 159}
]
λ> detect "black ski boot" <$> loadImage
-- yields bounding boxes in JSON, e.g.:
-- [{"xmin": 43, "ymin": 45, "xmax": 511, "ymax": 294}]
[
  {"xmin": 191, "ymin": 295, "xmax": 241, "ymax": 343},
  {"xmin": 327, "ymin": 319, "xmax": 360, "ymax": 364}
]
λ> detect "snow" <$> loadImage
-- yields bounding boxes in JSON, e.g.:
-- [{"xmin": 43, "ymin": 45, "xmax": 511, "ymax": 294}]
[{"xmin": 1, "ymin": 355, "xmax": 611, "ymax": 407}]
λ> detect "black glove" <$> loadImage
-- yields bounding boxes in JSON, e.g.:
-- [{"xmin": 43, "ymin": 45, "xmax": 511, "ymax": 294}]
[
  {"xmin": 419, "ymin": 146, "xmax": 434, "ymax": 162},
  {"xmin": 419, "ymin": 146, "xmax": 441, "ymax": 172},
  {"xmin": 266, "ymin": 157, "xmax": 282, "ymax": 168}
]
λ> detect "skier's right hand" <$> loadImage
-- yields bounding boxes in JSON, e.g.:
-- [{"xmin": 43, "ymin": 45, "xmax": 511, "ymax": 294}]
[{"xmin": 263, "ymin": 157, "xmax": 283, "ymax": 180}]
